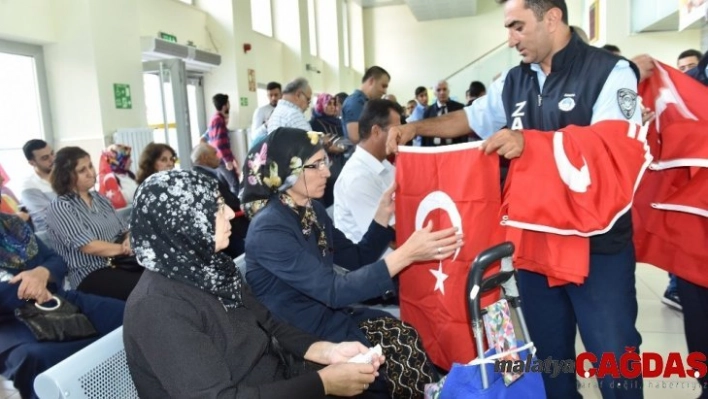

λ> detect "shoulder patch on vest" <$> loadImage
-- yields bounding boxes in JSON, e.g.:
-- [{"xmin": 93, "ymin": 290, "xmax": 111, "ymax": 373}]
[{"xmin": 617, "ymin": 89, "xmax": 638, "ymax": 119}]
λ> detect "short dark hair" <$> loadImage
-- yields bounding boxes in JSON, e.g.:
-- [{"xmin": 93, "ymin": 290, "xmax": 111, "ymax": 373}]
[
  {"xmin": 468, "ymin": 81, "xmax": 486, "ymax": 98},
  {"xmin": 414, "ymin": 86, "xmax": 427, "ymax": 97},
  {"xmin": 51, "ymin": 146, "xmax": 90, "ymax": 196},
  {"xmin": 212, "ymin": 94, "xmax": 229, "ymax": 111},
  {"xmin": 362, "ymin": 66, "xmax": 390, "ymax": 84},
  {"xmin": 602, "ymin": 44, "xmax": 621, "ymax": 54},
  {"xmin": 335, "ymin": 92, "xmax": 348, "ymax": 105},
  {"xmin": 678, "ymin": 49, "xmax": 702, "ymax": 61},
  {"xmin": 266, "ymin": 81, "xmax": 282, "ymax": 91},
  {"xmin": 497, "ymin": 0, "xmax": 568, "ymax": 25},
  {"xmin": 23, "ymin": 139, "xmax": 49, "ymax": 161},
  {"xmin": 358, "ymin": 99, "xmax": 400, "ymax": 141},
  {"xmin": 137, "ymin": 143, "xmax": 177, "ymax": 184}
]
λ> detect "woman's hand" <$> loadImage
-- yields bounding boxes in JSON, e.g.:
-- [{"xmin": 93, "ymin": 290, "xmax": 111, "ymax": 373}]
[
  {"xmin": 384, "ymin": 221, "xmax": 463, "ymax": 277},
  {"xmin": 318, "ymin": 363, "xmax": 379, "ymax": 397},
  {"xmin": 324, "ymin": 342, "xmax": 386, "ymax": 366},
  {"xmin": 9, "ymin": 266, "xmax": 53, "ymax": 304},
  {"xmin": 16, "ymin": 211, "xmax": 31, "ymax": 222},
  {"xmin": 373, "ymin": 183, "xmax": 396, "ymax": 227},
  {"xmin": 121, "ymin": 234, "xmax": 133, "ymax": 256}
]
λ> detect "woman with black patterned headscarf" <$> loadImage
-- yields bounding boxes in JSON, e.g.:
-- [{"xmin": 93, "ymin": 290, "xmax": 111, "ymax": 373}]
[
  {"xmin": 242, "ymin": 127, "xmax": 462, "ymax": 398},
  {"xmin": 122, "ymin": 169, "xmax": 384, "ymax": 398}
]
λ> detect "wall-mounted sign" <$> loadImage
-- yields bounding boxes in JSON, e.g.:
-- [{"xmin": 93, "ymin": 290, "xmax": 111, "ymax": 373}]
[
  {"xmin": 114, "ymin": 84, "xmax": 132, "ymax": 109},
  {"xmin": 159, "ymin": 32, "xmax": 178, "ymax": 43},
  {"xmin": 588, "ymin": 0, "xmax": 600, "ymax": 43},
  {"xmin": 240, "ymin": 97, "xmax": 249, "ymax": 106},
  {"xmin": 248, "ymin": 69, "xmax": 256, "ymax": 92},
  {"xmin": 679, "ymin": 0, "xmax": 708, "ymax": 31}
]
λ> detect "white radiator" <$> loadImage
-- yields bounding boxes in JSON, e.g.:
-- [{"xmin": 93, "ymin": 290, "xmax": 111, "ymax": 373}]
[{"xmin": 113, "ymin": 128, "xmax": 156, "ymax": 174}]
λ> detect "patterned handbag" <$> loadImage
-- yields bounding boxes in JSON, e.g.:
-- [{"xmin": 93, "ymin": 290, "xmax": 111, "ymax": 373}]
[{"xmin": 359, "ymin": 317, "xmax": 437, "ymax": 398}]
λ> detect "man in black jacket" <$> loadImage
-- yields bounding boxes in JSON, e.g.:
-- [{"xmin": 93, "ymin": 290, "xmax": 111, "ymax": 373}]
[
  {"xmin": 191, "ymin": 143, "xmax": 247, "ymax": 257},
  {"xmin": 680, "ymin": 49, "xmax": 708, "ymax": 399},
  {"xmin": 420, "ymin": 80, "xmax": 466, "ymax": 146}
]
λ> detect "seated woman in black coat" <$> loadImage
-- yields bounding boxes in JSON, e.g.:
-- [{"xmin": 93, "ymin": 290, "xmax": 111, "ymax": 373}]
[
  {"xmin": 123, "ymin": 169, "xmax": 384, "ymax": 399},
  {"xmin": 242, "ymin": 128, "xmax": 463, "ymax": 398},
  {"xmin": 0, "ymin": 214, "xmax": 124, "ymax": 399}
]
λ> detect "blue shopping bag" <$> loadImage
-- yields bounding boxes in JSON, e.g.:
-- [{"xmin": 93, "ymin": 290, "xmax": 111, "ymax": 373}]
[{"xmin": 440, "ymin": 341, "xmax": 546, "ymax": 399}]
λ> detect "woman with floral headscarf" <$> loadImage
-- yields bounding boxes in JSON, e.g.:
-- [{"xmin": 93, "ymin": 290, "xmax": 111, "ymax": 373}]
[
  {"xmin": 123, "ymin": 169, "xmax": 385, "ymax": 398},
  {"xmin": 0, "ymin": 213, "xmax": 124, "ymax": 399},
  {"xmin": 97, "ymin": 144, "xmax": 138, "ymax": 209},
  {"xmin": 242, "ymin": 127, "xmax": 463, "ymax": 398}
]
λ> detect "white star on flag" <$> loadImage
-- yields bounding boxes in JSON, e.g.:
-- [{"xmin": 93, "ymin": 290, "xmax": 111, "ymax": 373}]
[
  {"xmin": 106, "ymin": 190, "xmax": 115, "ymax": 199},
  {"xmin": 429, "ymin": 262, "xmax": 449, "ymax": 295}
]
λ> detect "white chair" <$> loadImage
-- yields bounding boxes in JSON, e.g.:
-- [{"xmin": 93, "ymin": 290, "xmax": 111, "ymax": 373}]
[
  {"xmin": 234, "ymin": 253, "xmax": 247, "ymax": 284},
  {"xmin": 33, "ymin": 327, "xmax": 139, "ymax": 399},
  {"xmin": 115, "ymin": 206, "xmax": 133, "ymax": 225},
  {"xmin": 34, "ymin": 230, "xmax": 55, "ymax": 251}
]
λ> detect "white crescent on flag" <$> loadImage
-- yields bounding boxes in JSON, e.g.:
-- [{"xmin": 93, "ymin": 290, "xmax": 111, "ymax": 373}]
[
  {"xmin": 415, "ymin": 190, "xmax": 463, "ymax": 261},
  {"xmin": 553, "ymin": 131, "xmax": 591, "ymax": 193}
]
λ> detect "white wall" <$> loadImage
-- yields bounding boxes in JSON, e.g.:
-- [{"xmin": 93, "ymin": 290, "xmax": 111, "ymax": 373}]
[
  {"xmin": 0, "ymin": 0, "xmax": 56, "ymax": 44},
  {"xmin": 363, "ymin": 4, "xmax": 510, "ymax": 102},
  {"xmin": 588, "ymin": 0, "xmax": 700, "ymax": 65},
  {"xmin": 364, "ymin": 0, "xmax": 701, "ymax": 102},
  {"xmin": 43, "ymin": 0, "xmax": 104, "ymax": 159}
]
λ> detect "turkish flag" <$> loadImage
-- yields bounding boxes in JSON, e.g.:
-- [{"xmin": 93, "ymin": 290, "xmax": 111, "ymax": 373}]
[
  {"xmin": 633, "ymin": 61, "xmax": 708, "ymax": 288},
  {"xmin": 395, "ymin": 143, "xmax": 503, "ymax": 370},
  {"xmin": 503, "ymin": 120, "xmax": 652, "ymax": 286}
]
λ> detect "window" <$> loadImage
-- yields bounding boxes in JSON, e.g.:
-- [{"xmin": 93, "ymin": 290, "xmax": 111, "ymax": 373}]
[
  {"xmin": 308, "ymin": 0, "xmax": 318, "ymax": 56},
  {"xmin": 342, "ymin": 0, "xmax": 350, "ymax": 67},
  {"xmin": 251, "ymin": 0, "xmax": 273, "ymax": 37},
  {"xmin": 0, "ymin": 40, "xmax": 52, "ymax": 185}
]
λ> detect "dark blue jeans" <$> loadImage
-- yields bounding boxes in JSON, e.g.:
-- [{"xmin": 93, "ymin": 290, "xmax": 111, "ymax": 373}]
[
  {"xmin": 517, "ymin": 243, "xmax": 643, "ymax": 399},
  {"xmin": 676, "ymin": 277, "xmax": 708, "ymax": 398}
]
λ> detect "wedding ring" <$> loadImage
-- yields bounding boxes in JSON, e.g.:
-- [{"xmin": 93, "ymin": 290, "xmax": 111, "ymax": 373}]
[{"xmin": 437, "ymin": 247, "xmax": 442, "ymax": 255}]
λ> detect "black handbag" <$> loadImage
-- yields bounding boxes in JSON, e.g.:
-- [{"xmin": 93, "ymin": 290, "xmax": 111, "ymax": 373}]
[
  {"xmin": 108, "ymin": 232, "xmax": 143, "ymax": 272},
  {"xmin": 14, "ymin": 295, "xmax": 98, "ymax": 342}
]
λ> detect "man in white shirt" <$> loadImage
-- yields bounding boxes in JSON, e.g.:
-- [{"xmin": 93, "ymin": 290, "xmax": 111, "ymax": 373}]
[
  {"xmin": 250, "ymin": 81, "xmax": 281, "ymax": 141},
  {"xmin": 334, "ymin": 99, "xmax": 399, "ymax": 243},
  {"xmin": 20, "ymin": 139, "xmax": 57, "ymax": 232},
  {"xmin": 266, "ymin": 78, "xmax": 313, "ymax": 134}
]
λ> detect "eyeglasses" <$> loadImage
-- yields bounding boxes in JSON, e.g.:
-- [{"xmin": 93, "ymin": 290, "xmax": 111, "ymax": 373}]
[
  {"xmin": 300, "ymin": 91, "xmax": 312, "ymax": 104},
  {"xmin": 302, "ymin": 155, "xmax": 331, "ymax": 171},
  {"xmin": 216, "ymin": 196, "xmax": 226, "ymax": 213}
]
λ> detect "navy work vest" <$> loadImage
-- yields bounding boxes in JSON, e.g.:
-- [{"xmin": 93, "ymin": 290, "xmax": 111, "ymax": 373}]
[{"xmin": 501, "ymin": 32, "xmax": 639, "ymax": 254}]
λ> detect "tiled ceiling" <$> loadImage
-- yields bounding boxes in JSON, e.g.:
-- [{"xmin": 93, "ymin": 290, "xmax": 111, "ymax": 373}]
[
  {"xmin": 352, "ymin": 0, "xmax": 483, "ymax": 21},
  {"xmin": 351, "ymin": 0, "xmax": 406, "ymax": 8},
  {"xmin": 405, "ymin": 0, "xmax": 478, "ymax": 21}
]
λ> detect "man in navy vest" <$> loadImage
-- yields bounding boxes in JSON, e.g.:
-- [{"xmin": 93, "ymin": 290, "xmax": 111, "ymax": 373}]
[{"xmin": 387, "ymin": 1, "xmax": 644, "ymax": 397}]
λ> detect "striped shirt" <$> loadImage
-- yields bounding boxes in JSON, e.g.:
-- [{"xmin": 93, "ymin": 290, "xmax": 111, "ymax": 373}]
[
  {"xmin": 267, "ymin": 99, "xmax": 312, "ymax": 134},
  {"xmin": 46, "ymin": 191, "xmax": 126, "ymax": 288}
]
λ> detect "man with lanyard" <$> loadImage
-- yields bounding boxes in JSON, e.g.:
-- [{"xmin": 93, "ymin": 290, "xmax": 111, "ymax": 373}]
[
  {"xmin": 387, "ymin": 1, "xmax": 643, "ymax": 397},
  {"xmin": 682, "ymin": 49, "xmax": 708, "ymax": 399}
]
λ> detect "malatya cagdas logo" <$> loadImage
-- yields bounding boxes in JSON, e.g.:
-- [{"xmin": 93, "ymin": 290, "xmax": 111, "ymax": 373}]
[{"xmin": 496, "ymin": 347, "xmax": 708, "ymax": 380}]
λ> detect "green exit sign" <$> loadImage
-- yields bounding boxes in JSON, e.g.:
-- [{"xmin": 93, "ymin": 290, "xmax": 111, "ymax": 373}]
[{"xmin": 159, "ymin": 32, "xmax": 177, "ymax": 43}]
